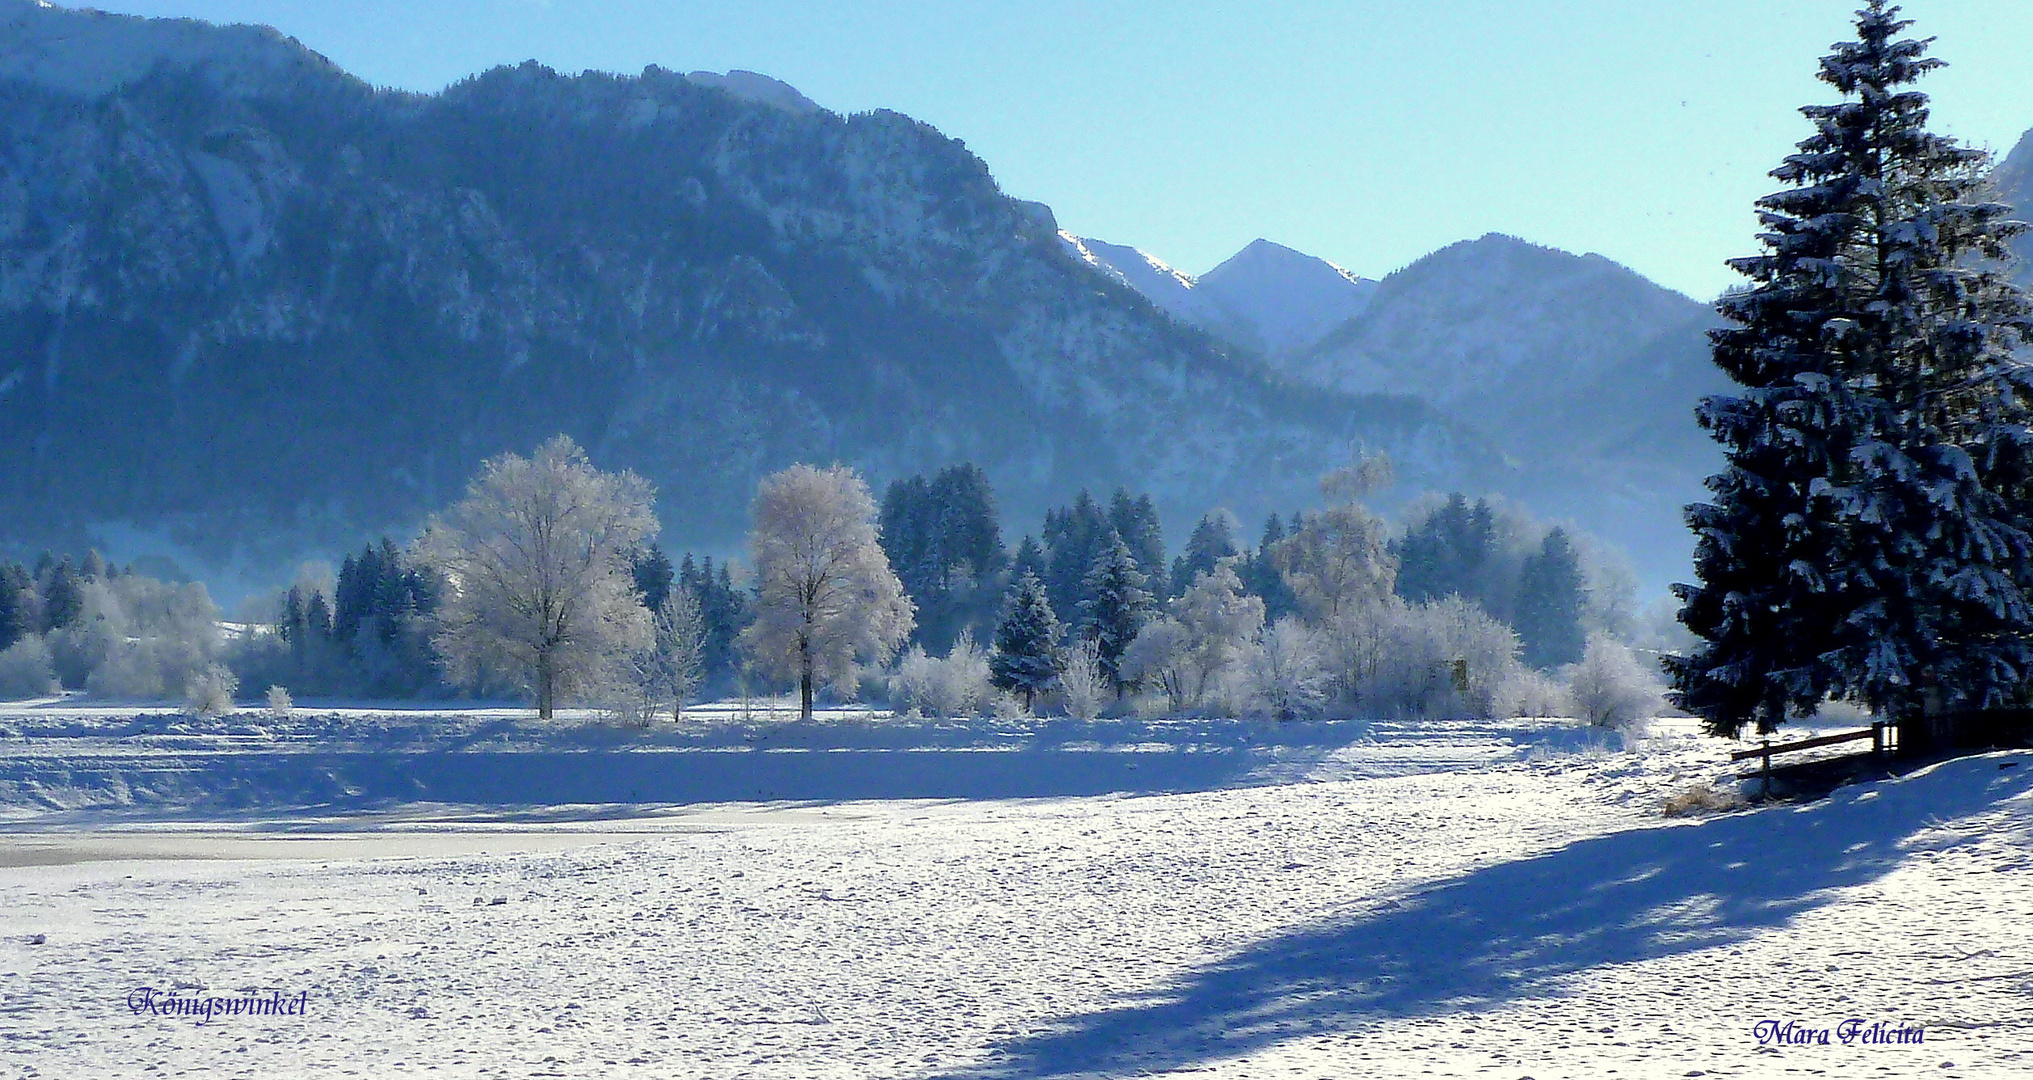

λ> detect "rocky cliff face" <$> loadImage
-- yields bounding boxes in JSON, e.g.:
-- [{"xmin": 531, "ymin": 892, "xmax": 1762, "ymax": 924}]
[
  {"xmin": 1995, "ymin": 127, "xmax": 2033, "ymax": 286},
  {"xmin": 0, "ymin": 2, "xmax": 1488, "ymax": 591}
]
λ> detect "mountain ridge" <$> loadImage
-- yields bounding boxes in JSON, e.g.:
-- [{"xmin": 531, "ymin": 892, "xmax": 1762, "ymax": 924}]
[{"xmin": 0, "ymin": 2, "xmax": 1495, "ymax": 598}]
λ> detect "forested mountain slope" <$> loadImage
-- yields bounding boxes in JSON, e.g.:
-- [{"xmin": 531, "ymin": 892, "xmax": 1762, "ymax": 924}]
[{"xmin": 0, "ymin": 1, "xmax": 1487, "ymax": 590}]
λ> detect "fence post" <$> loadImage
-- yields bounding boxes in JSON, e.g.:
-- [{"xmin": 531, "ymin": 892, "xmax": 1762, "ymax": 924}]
[
  {"xmin": 1760, "ymin": 739, "xmax": 1772, "ymax": 798},
  {"xmin": 1871, "ymin": 721, "xmax": 1883, "ymax": 757}
]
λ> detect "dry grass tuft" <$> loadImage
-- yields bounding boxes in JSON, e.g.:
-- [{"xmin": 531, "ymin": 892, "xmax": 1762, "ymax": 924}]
[{"xmin": 1661, "ymin": 781, "xmax": 1744, "ymax": 817}]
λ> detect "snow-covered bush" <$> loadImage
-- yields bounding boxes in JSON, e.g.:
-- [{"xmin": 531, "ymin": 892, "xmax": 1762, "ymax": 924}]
[
  {"xmin": 1239, "ymin": 617, "xmax": 1327, "ymax": 719},
  {"xmin": 1564, "ymin": 632, "xmax": 1665, "ymax": 729},
  {"xmin": 1121, "ymin": 616, "xmax": 1193, "ymax": 710},
  {"xmin": 0, "ymin": 635, "xmax": 59, "ymax": 700},
  {"xmin": 266, "ymin": 685, "xmax": 294, "ymax": 721},
  {"xmin": 889, "ymin": 631, "xmax": 993, "ymax": 719},
  {"xmin": 1424, "ymin": 595, "xmax": 1525, "ymax": 718},
  {"xmin": 55, "ymin": 576, "xmax": 221, "ymax": 701},
  {"xmin": 1318, "ymin": 595, "xmax": 1524, "ymax": 719},
  {"xmin": 988, "ymin": 689, "xmax": 1027, "ymax": 720},
  {"xmin": 1059, "ymin": 638, "xmax": 1109, "ymax": 720},
  {"xmin": 183, "ymin": 664, "xmax": 239, "ymax": 716},
  {"xmin": 1493, "ymin": 666, "xmax": 1571, "ymax": 719}
]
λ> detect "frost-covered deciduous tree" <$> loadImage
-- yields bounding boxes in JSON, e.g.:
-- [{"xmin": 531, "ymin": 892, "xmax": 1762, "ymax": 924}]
[
  {"xmin": 989, "ymin": 570, "xmax": 1061, "ymax": 710},
  {"xmin": 1240, "ymin": 616, "xmax": 1328, "ymax": 720},
  {"xmin": 418, "ymin": 436, "xmax": 657, "ymax": 720},
  {"xmin": 52, "ymin": 576, "xmax": 221, "ymax": 701},
  {"xmin": 1124, "ymin": 564, "xmax": 1265, "ymax": 713},
  {"xmin": 618, "ymin": 586, "xmax": 706, "ymax": 723},
  {"xmin": 1121, "ymin": 615, "xmax": 1193, "ymax": 711},
  {"xmin": 1273, "ymin": 459, "xmax": 1396, "ymax": 620},
  {"xmin": 652, "ymin": 588, "xmax": 707, "ymax": 721},
  {"xmin": 742, "ymin": 464, "xmax": 914, "ymax": 721},
  {"xmin": 1670, "ymin": 2, "xmax": 2033, "ymax": 738}
]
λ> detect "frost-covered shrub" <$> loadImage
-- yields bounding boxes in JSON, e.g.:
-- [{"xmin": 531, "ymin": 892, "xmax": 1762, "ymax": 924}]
[
  {"xmin": 1239, "ymin": 617, "xmax": 1327, "ymax": 719},
  {"xmin": 989, "ymin": 689, "xmax": 1028, "ymax": 720},
  {"xmin": 1564, "ymin": 632, "xmax": 1664, "ymax": 729},
  {"xmin": 0, "ymin": 635, "xmax": 59, "ymax": 700},
  {"xmin": 1059, "ymin": 638, "xmax": 1109, "ymax": 721},
  {"xmin": 889, "ymin": 631, "xmax": 993, "ymax": 718},
  {"xmin": 1121, "ymin": 616, "xmax": 1193, "ymax": 710},
  {"xmin": 1318, "ymin": 595, "xmax": 1524, "ymax": 719},
  {"xmin": 57, "ymin": 577, "xmax": 220, "ymax": 701},
  {"xmin": 183, "ymin": 664, "xmax": 239, "ymax": 716},
  {"xmin": 1494, "ymin": 666, "xmax": 1571, "ymax": 719},
  {"xmin": 266, "ymin": 685, "xmax": 294, "ymax": 721},
  {"xmin": 1423, "ymin": 595, "xmax": 1525, "ymax": 718}
]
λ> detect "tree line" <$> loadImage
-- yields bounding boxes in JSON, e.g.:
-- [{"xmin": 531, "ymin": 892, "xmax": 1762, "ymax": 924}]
[{"xmin": 0, "ymin": 437, "xmax": 1646, "ymax": 726}]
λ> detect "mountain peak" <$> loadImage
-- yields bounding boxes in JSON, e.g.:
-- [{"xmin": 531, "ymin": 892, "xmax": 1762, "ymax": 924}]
[
  {"xmin": 1194, "ymin": 238, "xmax": 1376, "ymax": 356},
  {"xmin": 1202, "ymin": 237, "xmax": 1364, "ymax": 288}
]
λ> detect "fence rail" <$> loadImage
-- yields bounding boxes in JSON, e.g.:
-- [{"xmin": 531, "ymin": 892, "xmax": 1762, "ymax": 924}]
[{"xmin": 1732, "ymin": 722, "xmax": 1891, "ymax": 791}]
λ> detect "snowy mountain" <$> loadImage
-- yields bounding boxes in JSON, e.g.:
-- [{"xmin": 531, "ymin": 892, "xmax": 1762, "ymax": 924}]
[
  {"xmin": 1059, "ymin": 233, "xmax": 1376, "ymax": 360},
  {"xmin": 1195, "ymin": 239, "xmax": 1378, "ymax": 358},
  {"xmin": 0, "ymin": 2, "xmax": 1492, "ymax": 589},
  {"xmin": 1296, "ymin": 234, "xmax": 1729, "ymax": 591},
  {"xmin": 1076, "ymin": 227, "xmax": 1727, "ymax": 591}
]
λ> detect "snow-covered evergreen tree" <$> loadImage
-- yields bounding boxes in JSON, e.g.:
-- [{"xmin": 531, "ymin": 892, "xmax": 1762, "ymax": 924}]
[
  {"xmin": 989, "ymin": 570, "xmax": 1062, "ymax": 709},
  {"xmin": 1670, "ymin": 1, "xmax": 2033, "ymax": 737},
  {"xmin": 1107, "ymin": 489, "xmax": 1166, "ymax": 600},
  {"xmin": 1078, "ymin": 534, "xmax": 1154, "ymax": 696},
  {"xmin": 1394, "ymin": 493, "xmax": 1501, "ymax": 610},
  {"xmin": 1170, "ymin": 510, "xmax": 1241, "ymax": 597},
  {"xmin": 1043, "ymin": 492, "xmax": 1114, "ymax": 627}
]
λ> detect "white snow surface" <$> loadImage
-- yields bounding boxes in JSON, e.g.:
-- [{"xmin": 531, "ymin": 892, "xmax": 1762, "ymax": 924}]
[{"xmin": 0, "ymin": 710, "xmax": 2028, "ymax": 1079}]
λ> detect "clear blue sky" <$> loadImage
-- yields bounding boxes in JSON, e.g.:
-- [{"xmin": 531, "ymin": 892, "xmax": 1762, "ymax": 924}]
[{"xmin": 91, "ymin": 1, "xmax": 2033, "ymax": 300}]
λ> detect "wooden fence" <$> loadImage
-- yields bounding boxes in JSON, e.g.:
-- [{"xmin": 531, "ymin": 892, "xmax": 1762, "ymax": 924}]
[{"xmin": 1731, "ymin": 722, "xmax": 1893, "ymax": 790}]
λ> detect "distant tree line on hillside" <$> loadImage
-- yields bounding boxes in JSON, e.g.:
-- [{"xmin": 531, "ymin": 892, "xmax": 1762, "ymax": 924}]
[{"xmin": 0, "ymin": 442, "xmax": 1650, "ymax": 728}]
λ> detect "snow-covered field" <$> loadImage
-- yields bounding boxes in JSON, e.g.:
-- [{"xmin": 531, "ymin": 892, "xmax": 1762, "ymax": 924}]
[{"xmin": 0, "ymin": 708, "xmax": 2027, "ymax": 1079}]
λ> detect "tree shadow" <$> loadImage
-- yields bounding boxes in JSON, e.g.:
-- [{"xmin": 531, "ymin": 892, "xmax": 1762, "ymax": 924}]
[{"xmin": 959, "ymin": 755, "xmax": 2033, "ymax": 1079}]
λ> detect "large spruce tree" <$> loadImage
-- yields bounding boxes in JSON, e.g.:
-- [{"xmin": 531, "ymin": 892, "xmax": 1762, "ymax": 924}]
[
  {"xmin": 1670, "ymin": 1, "xmax": 2033, "ymax": 737},
  {"xmin": 1078, "ymin": 535, "xmax": 1155, "ymax": 697},
  {"xmin": 989, "ymin": 570, "xmax": 1062, "ymax": 709}
]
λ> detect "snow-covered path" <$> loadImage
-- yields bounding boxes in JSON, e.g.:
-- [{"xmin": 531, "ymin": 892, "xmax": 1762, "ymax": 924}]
[{"xmin": 0, "ymin": 724, "xmax": 2027, "ymax": 1079}]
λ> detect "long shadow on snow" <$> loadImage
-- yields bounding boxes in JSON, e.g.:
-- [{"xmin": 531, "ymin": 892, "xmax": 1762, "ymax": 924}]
[
  {"xmin": 1, "ymin": 720, "xmax": 1391, "ymax": 815},
  {"xmin": 0, "ymin": 746, "xmax": 1281, "ymax": 813},
  {"xmin": 956, "ymin": 754, "xmax": 2033, "ymax": 1079}
]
